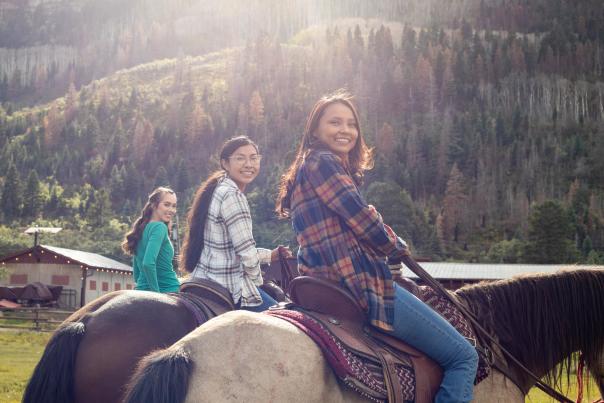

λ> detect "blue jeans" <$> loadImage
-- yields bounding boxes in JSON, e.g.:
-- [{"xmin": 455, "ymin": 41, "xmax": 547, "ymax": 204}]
[
  {"xmin": 386, "ymin": 284, "xmax": 478, "ymax": 403},
  {"xmin": 240, "ymin": 287, "xmax": 278, "ymax": 312}
]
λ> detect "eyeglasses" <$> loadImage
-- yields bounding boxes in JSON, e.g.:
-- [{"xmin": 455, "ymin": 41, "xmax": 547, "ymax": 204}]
[{"xmin": 229, "ymin": 155, "xmax": 262, "ymax": 165}]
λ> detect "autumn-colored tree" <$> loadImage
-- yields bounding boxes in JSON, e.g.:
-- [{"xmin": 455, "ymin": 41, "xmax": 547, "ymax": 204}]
[
  {"xmin": 64, "ymin": 82, "xmax": 79, "ymax": 123},
  {"xmin": 414, "ymin": 55, "xmax": 434, "ymax": 113},
  {"xmin": 131, "ymin": 115, "xmax": 154, "ymax": 163},
  {"xmin": 43, "ymin": 103, "xmax": 64, "ymax": 149},
  {"xmin": 248, "ymin": 90, "xmax": 265, "ymax": 127},
  {"xmin": 438, "ymin": 164, "xmax": 469, "ymax": 250},
  {"xmin": 377, "ymin": 122, "xmax": 395, "ymax": 159}
]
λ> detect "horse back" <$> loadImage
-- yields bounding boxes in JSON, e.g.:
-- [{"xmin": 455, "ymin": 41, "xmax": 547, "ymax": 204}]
[{"xmin": 72, "ymin": 291, "xmax": 198, "ymax": 403}]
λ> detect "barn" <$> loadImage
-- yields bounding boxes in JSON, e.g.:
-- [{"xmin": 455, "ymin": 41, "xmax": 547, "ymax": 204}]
[
  {"xmin": 403, "ymin": 261, "xmax": 604, "ymax": 289},
  {"xmin": 0, "ymin": 244, "xmax": 133, "ymax": 309}
]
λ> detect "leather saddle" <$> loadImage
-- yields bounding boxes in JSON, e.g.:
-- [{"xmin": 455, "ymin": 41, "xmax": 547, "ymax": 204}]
[
  {"xmin": 289, "ymin": 276, "xmax": 443, "ymax": 403},
  {"xmin": 180, "ymin": 278, "xmax": 236, "ymax": 317}
]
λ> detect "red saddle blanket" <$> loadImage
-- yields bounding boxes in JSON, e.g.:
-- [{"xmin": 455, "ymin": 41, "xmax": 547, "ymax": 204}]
[{"xmin": 266, "ymin": 285, "xmax": 490, "ymax": 402}]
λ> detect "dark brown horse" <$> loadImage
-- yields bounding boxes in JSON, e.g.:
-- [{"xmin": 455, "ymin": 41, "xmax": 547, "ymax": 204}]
[
  {"xmin": 122, "ymin": 268, "xmax": 604, "ymax": 403},
  {"xmin": 22, "ymin": 248, "xmax": 296, "ymax": 403}
]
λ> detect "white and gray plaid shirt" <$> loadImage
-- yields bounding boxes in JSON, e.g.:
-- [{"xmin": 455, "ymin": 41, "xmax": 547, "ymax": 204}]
[{"xmin": 191, "ymin": 176, "xmax": 263, "ymax": 307}]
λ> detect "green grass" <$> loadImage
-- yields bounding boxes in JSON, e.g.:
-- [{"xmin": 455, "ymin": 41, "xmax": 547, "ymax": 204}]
[
  {"xmin": 0, "ymin": 329, "xmax": 600, "ymax": 403},
  {"xmin": 526, "ymin": 374, "xmax": 601, "ymax": 402},
  {"xmin": 0, "ymin": 330, "xmax": 51, "ymax": 403}
]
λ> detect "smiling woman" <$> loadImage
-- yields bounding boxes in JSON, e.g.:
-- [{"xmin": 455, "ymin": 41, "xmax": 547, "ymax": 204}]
[
  {"xmin": 179, "ymin": 136, "xmax": 277, "ymax": 311},
  {"xmin": 121, "ymin": 187, "xmax": 180, "ymax": 293},
  {"xmin": 276, "ymin": 90, "xmax": 478, "ymax": 403}
]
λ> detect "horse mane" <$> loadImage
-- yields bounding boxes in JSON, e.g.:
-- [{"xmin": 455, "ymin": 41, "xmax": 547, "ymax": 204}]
[{"xmin": 455, "ymin": 268, "xmax": 604, "ymax": 388}]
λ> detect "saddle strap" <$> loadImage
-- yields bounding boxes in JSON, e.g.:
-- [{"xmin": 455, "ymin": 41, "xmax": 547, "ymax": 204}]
[
  {"xmin": 171, "ymin": 292, "xmax": 212, "ymax": 326},
  {"xmin": 365, "ymin": 327, "xmax": 442, "ymax": 403},
  {"xmin": 367, "ymin": 341, "xmax": 404, "ymax": 403}
]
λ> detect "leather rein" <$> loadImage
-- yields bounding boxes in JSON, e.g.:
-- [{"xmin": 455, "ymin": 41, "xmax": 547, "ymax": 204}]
[{"xmin": 400, "ymin": 255, "xmax": 574, "ymax": 403}]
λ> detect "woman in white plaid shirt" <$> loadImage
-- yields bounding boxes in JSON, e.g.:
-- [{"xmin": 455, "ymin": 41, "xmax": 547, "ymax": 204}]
[{"xmin": 180, "ymin": 136, "xmax": 277, "ymax": 310}]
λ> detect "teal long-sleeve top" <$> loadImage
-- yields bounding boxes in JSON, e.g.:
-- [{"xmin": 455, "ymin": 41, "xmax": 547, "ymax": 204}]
[{"xmin": 133, "ymin": 221, "xmax": 180, "ymax": 293}]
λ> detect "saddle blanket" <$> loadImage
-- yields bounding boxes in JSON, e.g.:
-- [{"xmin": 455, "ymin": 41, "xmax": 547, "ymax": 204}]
[{"xmin": 266, "ymin": 285, "xmax": 490, "ymax": 402}]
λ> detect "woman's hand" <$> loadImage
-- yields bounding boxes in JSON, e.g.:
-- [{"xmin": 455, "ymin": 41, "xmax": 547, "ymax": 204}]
[{"xmin": 270, "ymin": 245, "xmax": 292, "ymax": 263}]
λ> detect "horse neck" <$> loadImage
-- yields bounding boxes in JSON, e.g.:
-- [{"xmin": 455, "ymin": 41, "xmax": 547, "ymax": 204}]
[{"xmin": 457, "ymin": 270, "xmax": 604, "ymax": 390}]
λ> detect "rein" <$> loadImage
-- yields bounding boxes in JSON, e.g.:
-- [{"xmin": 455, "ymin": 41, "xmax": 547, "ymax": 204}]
[{"xmin": 400, "ymin": 255, "xmax": 574, "ymax": 403}]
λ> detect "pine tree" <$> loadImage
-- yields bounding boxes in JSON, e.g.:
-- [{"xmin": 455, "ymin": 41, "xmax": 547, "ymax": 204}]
[
  {"xmin": 1, "ymin": 162, "xmax": 23, "ymax": 220},
  {"xmin": 174, "ymin": 159, "xmax": 191, "ymax": 193},
  {"xmin": 109, "ymin": 165, "xmax": 125, "ymax": 207},
  {"xmin": 22, "ymin": 169, "xmax": 43, "ymax": 219},
  {"xmin": 154, "ymin": 166, "xmax": 170, "ymax": 188},
  {"xmin": 523, "ymin": 201, "xmax": 579, "ymax": 263},
  {"xmin": 581, "ymin": 235, "xmax": 593, "ymax": 258},
  {"xmin": 87, "ymin": 189, "xmax": 111, "ymax": 227}
]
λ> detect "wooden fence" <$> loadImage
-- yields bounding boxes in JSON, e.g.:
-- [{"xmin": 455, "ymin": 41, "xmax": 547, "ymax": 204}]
[{"xmin": 0, "ymin": 307, "xmax": 73, "ymax": 331}]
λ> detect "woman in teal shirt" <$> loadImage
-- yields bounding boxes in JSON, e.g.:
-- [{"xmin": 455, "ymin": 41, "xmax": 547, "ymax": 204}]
[{"xmin": 122, "ymin": 187, "xmax": 180, "ymax": 293}]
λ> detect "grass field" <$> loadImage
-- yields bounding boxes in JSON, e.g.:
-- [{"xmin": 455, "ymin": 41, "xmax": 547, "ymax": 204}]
[
  {"xmin": 0, "ymin": 330, "xmax": 51, "ymax": 403},
  {"xmin": 0, "ymin": 329, "xmax": 600, "ymax": 403}
]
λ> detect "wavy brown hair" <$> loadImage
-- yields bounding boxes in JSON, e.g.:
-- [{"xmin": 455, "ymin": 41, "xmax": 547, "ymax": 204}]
[
  {"xmin": 180, "ymin": 136, "xmax": 259, "ymax": 273},
  {"xmin": 276, "ymin": 90, "xmax": 373, "ymax": 217},
  {"xmin": 121, "ymin": 187, "xmax": 175, "ymax": 255}
]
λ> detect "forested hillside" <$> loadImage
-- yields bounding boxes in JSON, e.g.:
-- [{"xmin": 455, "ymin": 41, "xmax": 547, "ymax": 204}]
[{"xmin": 1, "ymin": 0, "xmax": 603, "ymax": 265}]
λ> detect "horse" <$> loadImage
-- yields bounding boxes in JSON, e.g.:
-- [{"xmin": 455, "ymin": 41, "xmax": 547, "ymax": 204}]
[
  {"xmin": 123, "ymin": 268, "xmax": 604, "ymax": 403},
  {"xmin": 22, "ymin": 247, "xmax": 296, "ymax": 403}
]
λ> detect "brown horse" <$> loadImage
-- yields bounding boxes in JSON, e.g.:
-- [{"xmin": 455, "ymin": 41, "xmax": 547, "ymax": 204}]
[
  {"xmin": 22, "ymin": 249, "xmax": 295, "ymax": 403},
  {"xmin": 123, "ymin": 268, "xmax": 604, "ymax": 403}
]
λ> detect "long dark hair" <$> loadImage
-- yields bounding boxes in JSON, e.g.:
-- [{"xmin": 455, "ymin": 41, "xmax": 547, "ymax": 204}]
[
  {"xmin": 180, "ymin": 136, "xmax": 259, "ymax": 273},
  {"xmin": 276, "ymin": 90, "xmax": 373, "ymax": 217},
  {"xmin": 122, "ymin": 187, "xmax": 175, "ymax": 255}
]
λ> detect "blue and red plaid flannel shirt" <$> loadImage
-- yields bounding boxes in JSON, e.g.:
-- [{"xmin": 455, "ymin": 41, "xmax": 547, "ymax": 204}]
[{"xmin": 289, "ymin": 149, "xmax": 408, "ymax": 331}]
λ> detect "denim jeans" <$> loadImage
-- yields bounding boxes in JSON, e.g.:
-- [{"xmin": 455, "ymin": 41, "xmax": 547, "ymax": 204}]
[
  {"xmin": 386, "ymin": 284, "xmax": 478, "ymax": 403},
  {"xmin": 240, "ymin": 287, "xmax": 278, "ymax": 312}
]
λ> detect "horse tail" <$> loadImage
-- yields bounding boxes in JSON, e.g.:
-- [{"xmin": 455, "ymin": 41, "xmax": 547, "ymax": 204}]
[
  {"xmin": 22, "ymin": 321, "xmax": 86, "ymax": 403},
  {"xmin": 124, "ymin": 346, "xmax": 192, "ymax": 403}
]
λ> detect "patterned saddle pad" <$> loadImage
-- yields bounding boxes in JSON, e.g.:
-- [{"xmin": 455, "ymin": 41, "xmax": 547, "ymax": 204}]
[{"xmin": 266, "ymin": 285, "xmax": 490, "ymax": 402}]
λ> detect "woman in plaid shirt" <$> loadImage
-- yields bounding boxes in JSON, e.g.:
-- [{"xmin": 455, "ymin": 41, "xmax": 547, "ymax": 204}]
[
  {"xmin": 276, "ymin": 91, "xmax": 478, "ymax": 402},
  {"xmin": 180, "ymin": 136, "xmax": 277, "ymax": 311}
]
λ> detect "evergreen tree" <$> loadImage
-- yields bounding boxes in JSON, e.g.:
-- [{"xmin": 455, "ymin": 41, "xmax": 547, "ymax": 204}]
[
  {"xmin": 581, "ymin": 235, "xmax": 593, "ymax": 258},
  {"xmin": 174, "ymin": 159, "xmax": 191, "ymax": 193},
  {"xmin": 1, "ymin": 162, "xmax": 23, "ymax": 220},
  {"xmin": 523, "ymin": 201, "xmax": 579, "ymax": 263},
  {"xmin": 22, "ymin": 169, "xmax": 43, "ymax": 219},
  {"xmin": 154, "ymin": 166, "xmax": 170, "ymax": 188},
  {"xmin": 87, "ymin": 189, "xmax": 111, "ymax": 227},
  {"xmin": 109, "ymin": 164, "xmax": 125, "ymax": 207}
]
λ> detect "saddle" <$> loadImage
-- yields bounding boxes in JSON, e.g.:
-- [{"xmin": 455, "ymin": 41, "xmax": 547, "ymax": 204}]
[
  {"xmin": 180, "ymin": 278, "xmax": 236, "ymax": 317},
  {"xmin": 288, "ymin": 276, "xmax": 442, "ymax": 403}
]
